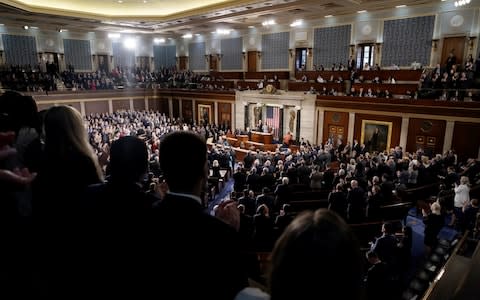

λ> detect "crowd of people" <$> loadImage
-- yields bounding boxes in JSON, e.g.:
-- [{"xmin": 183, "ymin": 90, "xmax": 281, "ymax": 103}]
[
  {"xmin": 2, "ymin": 53, "xmax": 480, "ymax": 101},
  {"xmin": 1, "ymin": 84, "xmax": 479, "ymax": 298},
  {"xmin": 0, "ymin": 64, "xmax": 222, "ymax": 92},
  {"xmin": 226, "ymin": 131, "xmax": 479, "ymax": 298},
  {"xmin": 419, "ymin": 52, "xmax": 480, "ymax": 101}
]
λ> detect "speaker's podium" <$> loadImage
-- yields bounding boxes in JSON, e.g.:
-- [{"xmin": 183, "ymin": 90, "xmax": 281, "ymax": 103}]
[{"xmin": 251, "ymin": 131, "xmax": 273, "ymax": 144}]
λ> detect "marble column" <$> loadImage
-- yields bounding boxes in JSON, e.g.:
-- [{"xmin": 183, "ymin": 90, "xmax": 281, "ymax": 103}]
[
  {"xmin": 244, "ymin": 104, "xmax": 249, "ymax": 130},
  {"xmin": 443, "ymin": 121, "xmax": 455, "ymax": 153},
  {"xmin": 279, "ymin": 107, "xmax": 284, "ymax": 140},
  {"xmin": 399, "ymin": 117, "xmax": 410, "ymax": 150},
  {"xmin": 347, "ymin": 112, "xmax": 355, "ymax": 144},
  {"xmin": 295, "ymin": 109, "xmax": 301, "ymax": 143},
  {"xmin": 168, "ymin": 98, "xmax": 173, "ymax": 119},
  {"xmin": 178, "ymin": 99, "xmax": 183, "ymax": 119}
]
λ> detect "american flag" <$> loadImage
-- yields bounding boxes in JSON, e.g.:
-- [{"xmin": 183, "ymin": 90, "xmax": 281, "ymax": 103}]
[{"xmin": 265, "ymin": 106, "xmax": 280, "ymax": 140}]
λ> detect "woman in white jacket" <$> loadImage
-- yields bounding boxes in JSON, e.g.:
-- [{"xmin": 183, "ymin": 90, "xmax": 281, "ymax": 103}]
[{"xmin": 454, "ymin": 176, "xmax": 470, "ymax": 222}]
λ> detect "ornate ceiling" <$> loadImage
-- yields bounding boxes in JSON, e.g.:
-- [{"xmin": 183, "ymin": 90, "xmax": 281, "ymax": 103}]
[{"xmin": 0, "ymin": 0, "xmax": 468, "ymax": 36}]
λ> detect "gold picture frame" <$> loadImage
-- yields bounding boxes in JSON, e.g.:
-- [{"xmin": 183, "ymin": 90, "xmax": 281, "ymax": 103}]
[
  {"xmin": 360, "ymin": 119, "xmax": 393, "ymax": 152},
  {"xmin": 198, "ymin": 104, "xmax": 212, "ymax": 125}
]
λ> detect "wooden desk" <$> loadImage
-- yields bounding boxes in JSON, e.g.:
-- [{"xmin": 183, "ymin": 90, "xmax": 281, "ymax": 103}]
[
  {"xmin": 237, "ymin": 135, "xmax": 249, "ymax": 143},
  {"xmin": 226, "ymin": 137, "xmax": 239, "ymax": 147},
  {"xmin": 251, "ymin": 131, "xmax": 273, "ymax": 144}
]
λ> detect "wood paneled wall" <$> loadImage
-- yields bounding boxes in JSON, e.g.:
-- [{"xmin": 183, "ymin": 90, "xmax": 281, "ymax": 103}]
[
  {"xmin": 85, "ymin": 101, "xmax": 108, "ymax": 115},
  {"xmin": 218, "ymin": 102, "xmax": 232, "ymax": 128},
  {"xmin": 406, "ymin": 118, "xmax": 446, "ymax": 155},
  {"xmin": 37, "ymin": 102, "xmax": 80, "ymax": 113},
  {"xmin": 181, "ymin": 99, "xmax": 193, "ymax": 123},
  {"xmin": 112, "ymin": 99, "xmax": 130, "ymax": 112},
  {"xmin": 148, "ymin": 98, "xmax": 169, "ymax": 113},
  {"xmin": 354, "ymin": 113, "xmax": 402, "ymax": 149},
  {"xmin": 172, "ymin": 98, "xmax": 180, "ymax": 119},
  {"xmin": 452, "ymin": 122, "xmax": 480, "ymax": 161},
  {"xmin": 133, "ymin": 98, "xmax": 145, "ymax": 111},
  {"xmin": 323, "ymin": 111, "xmax": 349, "ymax": 144}
]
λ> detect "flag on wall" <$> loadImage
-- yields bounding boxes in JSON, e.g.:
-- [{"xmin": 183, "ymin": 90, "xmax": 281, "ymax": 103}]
[{"xmin": 265, "ymin": 106, "xmax": 280, "ymax": 140}]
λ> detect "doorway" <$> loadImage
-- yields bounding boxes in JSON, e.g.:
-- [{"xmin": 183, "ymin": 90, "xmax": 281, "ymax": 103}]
[
  {"xmin": 247, "ymin": 51, "xmax": 257, "ymax": 72},
  {"xmin": 295, "ymin": 48, "xmax": 307, "ymax": 71},
  {"xmin": 356, "ymin": 44, "xmax": 375, "ymax": 70},
  {"xmin": 97, "ymin": 54, "xmax": 109, "ymax": 73},
  {"xmin": 328, "ymin": 125, "xmax": 345, "ymax": 145},
  {"xmin": 441, "ymin": 36, "xmax": 465, "ymax": 68},
  {"xmin": 44, "ymin": 52, "xmax": 59, "ymax": 74},
  {"xmin": 209, "ymin": 54, "xmax": 218, "ymax": 71},
  {"xmin": 179, "ymin": 56, "xmax": 187, "ymax": 70}
]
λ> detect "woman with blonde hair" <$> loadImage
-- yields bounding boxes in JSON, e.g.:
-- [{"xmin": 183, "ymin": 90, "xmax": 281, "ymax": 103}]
[
  {"xmin": 32, "ymin": 105, "xmax": 104, "ymax": 297},
  {"xmin": 423, "ymin": 201, "xmax": 444, "ymax": 254},
  {"xmin": 33, "ymin": 105, "xmax": 103, "ymax": 217},
  {"xmin": 454, "ymin": 176, "xmax": 470, "ymax": 226}
]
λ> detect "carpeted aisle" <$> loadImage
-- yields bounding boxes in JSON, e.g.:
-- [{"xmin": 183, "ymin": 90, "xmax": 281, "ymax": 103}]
[{"xmin": 406, "ymin": 208, "xmax": 459, "ymax": 258}]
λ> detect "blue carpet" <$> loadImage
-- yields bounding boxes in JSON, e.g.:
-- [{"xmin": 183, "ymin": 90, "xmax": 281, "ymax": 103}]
[
  {"xmin": 406, "ymin": 215, "xmax": 426, "ymax": 259},
  {"xmin": 406, "ymin": 208, "xmax": 459, "ymax": 258}
]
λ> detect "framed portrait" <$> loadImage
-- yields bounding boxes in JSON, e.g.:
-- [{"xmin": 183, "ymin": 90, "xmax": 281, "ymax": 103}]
[
  {"xmin": 416, "ymin": 136, "xmax": 425, "ymax": 143},
  {"xmin": 360, "ymin": 120, "xmax": 393, "ymax": 152},
  {"xmin": 198, "ymin": 104, "xmax": 212, "ymax": 125},
  {"xmin": 426, "ymin": 136, "xmax": 436, "ymax": 146}
]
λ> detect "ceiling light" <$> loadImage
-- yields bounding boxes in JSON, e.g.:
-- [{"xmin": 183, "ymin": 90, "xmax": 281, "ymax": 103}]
[
  {"xmin": 262, "ymin": 20, "xmax": 276, "ymax": 26},
  {"xmin": 455, "ymin": 0, "xmax": 471, "ymax": 7},
  {"xmin": 117, "ymin": 0, "xmax": 123, "ymax": 3},
  {"xmin": 30, "ymin": 26, "xmax": 39, "ymax": 29},
  {"xmin": 0, "ymin": 24, "xmax": 4, "ymax": 26},
  {"xmin": 324, "ymin": 15, "xmax": 333, "ymax": 18},
  {"xmin": 123, "ymin": 38, "xmax": 136, "ymax": 49},
  {"xmin": 290, "ymin": 20, "xmax": 303, "ymax": 27},
  {"xmin": 357, "ymin": 10, "xmax": 367, "ymax": 13},
  {"xmin": 216, "ymin": 29, "xmax": 231, "ymax": 35},
  {"xmin": 59, "ymin": 29, "xmax": 68, "ymax": 32},
  {"xmin": 23, "ymin": 25, "xmax": 29, "ymax": 30},
  {"xmin": 396, "ymin": 5, "xmax": 406, "ymax": 8},
  {"xmin": 108, "ymin": 33, "xmax": 121, "ymax": 39},
  {"xmin": 143, "ymin": 0, "xmax": 148, "ymax": 3},
  {"xmin": 248, "ymin": 25, "xmax": 255, "ymax": 28},
  {"xmin": 194, "ymin": 33, "xmax": 201, "ymax": 36},
  {"xmin": 154, "ymin": 38, "xmax": 165, "ymax": 44},
  {"xmin": 182, "ymin": 33, "xmax": 193, "ymax": 39}
]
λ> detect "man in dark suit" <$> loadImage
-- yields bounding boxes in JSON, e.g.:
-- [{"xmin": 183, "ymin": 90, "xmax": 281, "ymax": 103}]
[
  {"xmin": 152, "ymin": 131, "xmax": 248, "ymax": 300},
  {"xmin": 370, "ymin": 222, "xmax": 398, "ymax": 267},
  {"xmin": 256, "ymin": 187, "xmax": 274, "ymax": 212},
  {"xmin": 80, "ymin": 136, "xmax": 159, "ymax": 294},
  {"xmin": 348, "ymin": 55, "xmax": 356, "ymax": 71},
  {"xmin": 365, "ymin": 251, "xmax": 389, "ymax": 300},
  {"xmin": 347, "ymin": 179, "xmax": 366, "ymax": 223}
]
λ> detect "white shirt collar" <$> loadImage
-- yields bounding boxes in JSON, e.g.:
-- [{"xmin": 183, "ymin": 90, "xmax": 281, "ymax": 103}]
[{"xmin": 167, "ymin": 191, "xmax": 202, "ymax": 205}]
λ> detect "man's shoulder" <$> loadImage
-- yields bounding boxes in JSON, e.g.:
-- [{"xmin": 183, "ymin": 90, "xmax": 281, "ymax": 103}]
[{"xmin": 155, "ymin": 195, "xmax": 236, "ymax": 233}]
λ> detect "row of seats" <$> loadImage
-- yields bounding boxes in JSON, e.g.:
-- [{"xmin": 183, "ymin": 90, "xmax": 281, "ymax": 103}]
[{"xmin": 402, "ymin": 236, "xmax": 464, "ymax": 300}]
